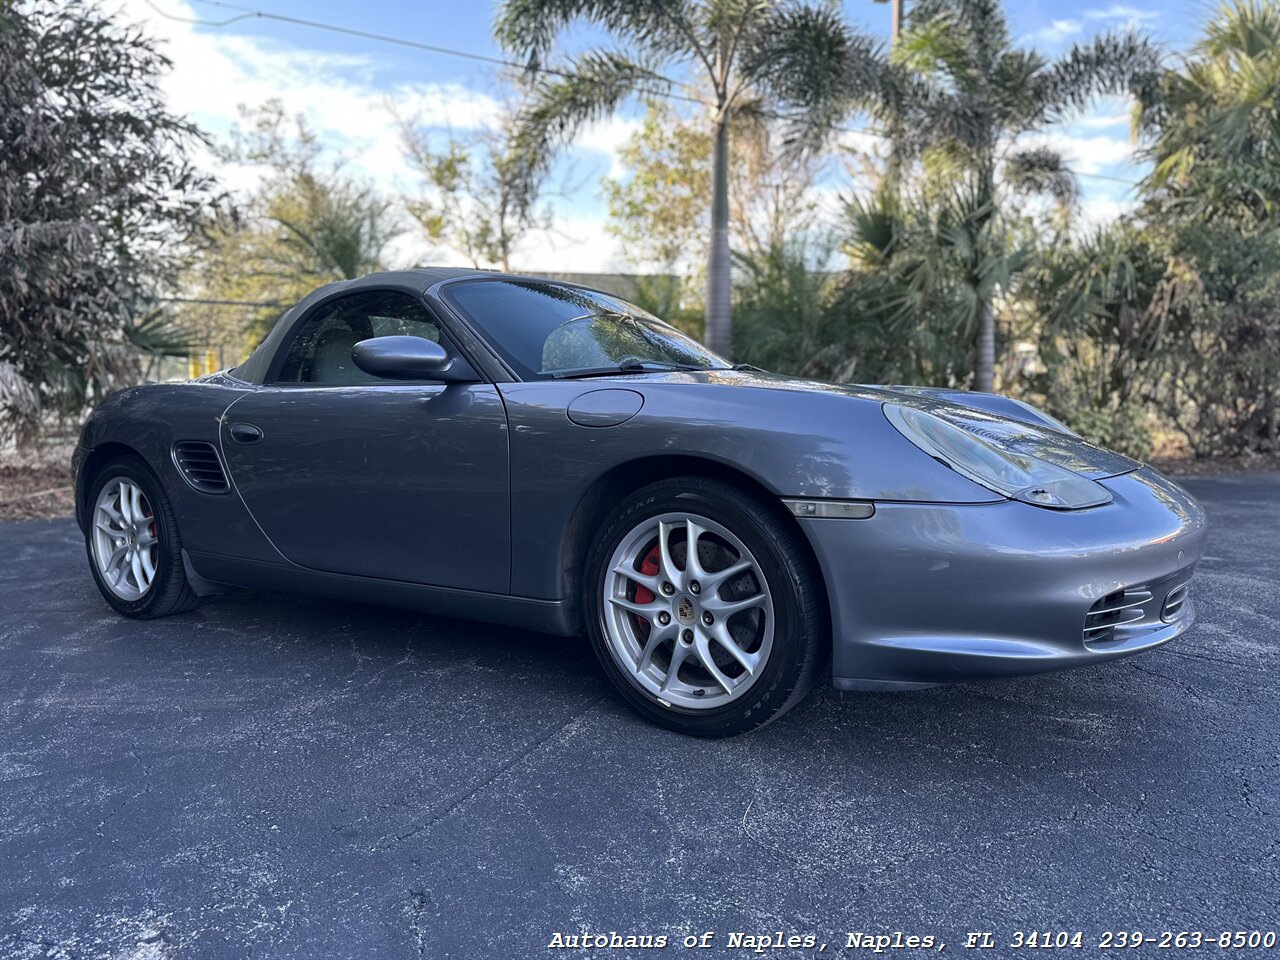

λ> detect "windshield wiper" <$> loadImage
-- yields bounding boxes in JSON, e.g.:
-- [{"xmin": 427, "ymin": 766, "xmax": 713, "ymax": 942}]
[{"xmin": 551, "ymin": 362, "xmax": 709, "ymax": 380}]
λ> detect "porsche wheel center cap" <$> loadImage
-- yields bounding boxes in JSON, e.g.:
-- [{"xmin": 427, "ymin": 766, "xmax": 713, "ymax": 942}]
[{"xmin": 676, "ymin": 596, "xmax": 696, "ymax": 625}]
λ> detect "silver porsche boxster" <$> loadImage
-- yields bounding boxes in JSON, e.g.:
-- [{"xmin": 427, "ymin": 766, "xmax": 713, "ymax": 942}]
[{"xmin": 74, "ymin": 268, "xmax": 1208, "ymax": 736}]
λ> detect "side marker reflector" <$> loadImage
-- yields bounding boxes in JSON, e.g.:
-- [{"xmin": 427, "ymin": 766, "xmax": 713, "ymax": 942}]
[{"xmin": 782, "ymin": 499, "xmax": 875, "ymax": 520}]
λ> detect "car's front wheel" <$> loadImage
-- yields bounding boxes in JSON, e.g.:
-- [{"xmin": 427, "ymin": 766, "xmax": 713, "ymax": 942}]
[
  {"xmin": 85, "ymin": 455, "xmax": 201, "ymax": 619},
  {"xmin": 584, "ymin": 476, "xmax": 828, "ymax": 737}
]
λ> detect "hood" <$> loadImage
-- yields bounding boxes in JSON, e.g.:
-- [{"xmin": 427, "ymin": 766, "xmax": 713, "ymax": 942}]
[{"xmin": 632, "ymin": 368, "xmax": 1140, "ymax": 481}]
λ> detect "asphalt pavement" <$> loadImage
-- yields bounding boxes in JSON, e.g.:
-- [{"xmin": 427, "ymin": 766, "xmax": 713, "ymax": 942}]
[{"xmin": 1, "ymin": 473, "xmax": 1277, "ymax": 959}]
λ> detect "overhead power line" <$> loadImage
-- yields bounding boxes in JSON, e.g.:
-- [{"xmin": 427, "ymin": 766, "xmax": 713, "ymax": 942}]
[
  {"xmin": 152, "ymin": 0, "xmax": 556, "ymax": 73},
  {"xmin": 150, "ymin": 0, "xmax": 1140, "ymax": 187},
  {"xmin": 147, "ymin": 0, "xmax": 704, "ymax": 105},
  {"xmin": 1075, "ymin": 171, "xmax": 1142, "ymax": 185}
]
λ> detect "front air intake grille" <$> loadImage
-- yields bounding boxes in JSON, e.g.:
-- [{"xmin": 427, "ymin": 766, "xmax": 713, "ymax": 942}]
[
  {"xmin": 1083, "ymin": 586, "xmax": 1153, "ymax": 645},
  {"xmin": 173, "ymin": 441, "xmax": 229, "ymax": 494},
  {"xmin": 1162, "ymin": 582, "xmax": 1190, "ymax": 622}
]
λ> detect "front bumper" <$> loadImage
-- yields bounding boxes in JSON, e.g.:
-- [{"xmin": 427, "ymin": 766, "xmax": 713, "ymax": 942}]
[{"xmin": 799, "ymin": 466, "xmax": 1208, "ymax": 690}]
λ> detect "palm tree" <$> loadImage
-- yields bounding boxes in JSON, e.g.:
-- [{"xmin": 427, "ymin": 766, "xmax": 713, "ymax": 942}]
[
  {"xmin": 1133, "ymin": 1, "xmax": 1280, "ymax": 455},
  {"xmin": 494, "ymin": 0, "xmax": 878, "ymax": 358},
  {"xmin": 837, "ymin": 181, "xmax": 1029, "ymax": 388},
  {"xmin": 1137, "ymin": 0, "xmax": 1280, "ymax": 228},
  {"xmin": 881, "ymin": 0, "xmax": 1157, "ymax": 391}
]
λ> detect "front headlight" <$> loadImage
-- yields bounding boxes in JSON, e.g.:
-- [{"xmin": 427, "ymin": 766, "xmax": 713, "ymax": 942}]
[{"xmin": 884, "ymin": 403, "xmax": 1111, "ymax": 510}]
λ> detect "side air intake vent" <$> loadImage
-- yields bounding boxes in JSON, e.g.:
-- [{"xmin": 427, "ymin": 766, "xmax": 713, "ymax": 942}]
[
  {"xmin": 173, "ymin": 441, "xmax": 229, "ymax": 494},
  {"xmin": 1162, "ymin": 582, "xmax": 1190, "ymax": 622},
  {"xmin": 1083, "ymin": 586, "xmax": 1152, "ymax": 645}
]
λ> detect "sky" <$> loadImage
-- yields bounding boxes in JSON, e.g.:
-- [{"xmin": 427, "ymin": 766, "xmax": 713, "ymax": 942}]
[{"xmin": 122, "ymin": 0, "xmax": 1218, "ymax": 273}]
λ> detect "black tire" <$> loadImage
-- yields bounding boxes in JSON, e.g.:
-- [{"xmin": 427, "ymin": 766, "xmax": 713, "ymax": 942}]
[
  {"xmin": 84, "ymin": 455, "xmax": 202, "ymax": 619},
  {"xmin": 584, "ymin": 476, "xmax": 828, "ymax": 737}
]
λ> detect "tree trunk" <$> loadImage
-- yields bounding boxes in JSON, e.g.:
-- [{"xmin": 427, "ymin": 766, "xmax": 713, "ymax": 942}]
[
  {"xmin": 704, "ymin": 113, "xmax": 732, "ymax": 358},
  {"xmin": 975, "ymin": 298, "xmax": 995, "ymax": 392},
  {"xmin": 973, "ymin": 160, "xmax": 997, "ymax": 393}
]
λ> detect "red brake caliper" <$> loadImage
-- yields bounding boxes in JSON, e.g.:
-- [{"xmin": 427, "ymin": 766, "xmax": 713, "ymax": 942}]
[{"xmin": 633, "ymin": 546, "xmax": 661, "ymax": 638}]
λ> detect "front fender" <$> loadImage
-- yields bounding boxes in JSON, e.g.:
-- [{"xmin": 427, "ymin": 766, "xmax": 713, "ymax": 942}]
[{"xmin": 498, "ymin": 378, "xmax": 1003, "ymax": 600}]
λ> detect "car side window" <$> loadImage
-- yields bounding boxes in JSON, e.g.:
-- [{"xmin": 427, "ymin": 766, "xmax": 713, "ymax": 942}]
[{"xmin": 274, "ymin": 291, "xmax": 444, "ymax": 385}]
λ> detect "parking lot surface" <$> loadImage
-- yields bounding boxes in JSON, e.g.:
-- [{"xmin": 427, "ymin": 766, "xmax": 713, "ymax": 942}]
[{"xmin": 1, "ymin": 473, "xmax": 1276, "ymax": 958}]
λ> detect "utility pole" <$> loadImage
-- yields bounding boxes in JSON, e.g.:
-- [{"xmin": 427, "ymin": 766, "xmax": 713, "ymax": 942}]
[{"xmin": 873, "ymin": 0, "xmax": 903, "ymax": 45}]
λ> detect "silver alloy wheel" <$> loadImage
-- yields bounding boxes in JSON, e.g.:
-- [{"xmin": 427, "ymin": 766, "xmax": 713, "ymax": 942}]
[
  {"xmin": 91, "ymin": 477, "xmax": 159, "ymax": 601},
  {"xmin": 602, "ymin": 511, "xmax": 775, "ymax": 710}
]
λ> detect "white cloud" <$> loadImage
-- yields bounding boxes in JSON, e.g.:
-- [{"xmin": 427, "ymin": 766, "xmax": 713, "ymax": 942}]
[
  {"xmin": 111, "ymin": 0, "xmax": 635, "ymax": 273},
  {"xmin": 1083, "ymin": 4, "xmax": 1160, "ymax": 30},
  {"xmin": 577, "ymin": 116, "xmax": 644, "ymax": 181},
  {"xmin": 837, "ymin": 128, "xmax": 887, "ymax": 159},
  {"xmin": 1085, "ymin": 5, "xmax": 1160, "ymax": 22},
  {"xmin": 387, "ymin": 208, "xmax": 624, "ymax": 274},
  {"xmin": 117, "ymin": 0, "xmax": 504, "ymax": 196},
  {"xmin": 1077, "ymin": 195, "xmax": 1135, "ymax": 228},
  {"xmin": 382, "ymin": 230, "xmax": 436, "ymax": 271},
  {"xmin": 105, "ymin": 2, "xmax": 1147, "ymax": 274},
  {"xmin": 512, "ymin": 212, "xmax": 624, "ymax": 273},
  {"xmin": 1077, "ymin": 111, "xmax": 1131, "ymax": 129},
  {"xmin": 1014, "ymin": 131, "xmax": 1138, "ymax": 175},
  {"xmin": 1037, "ymin": 18, "xmax": 1083, "ymax": 43}
]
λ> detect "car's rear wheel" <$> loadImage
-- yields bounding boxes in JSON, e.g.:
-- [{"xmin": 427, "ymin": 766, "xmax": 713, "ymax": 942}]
[
  {"xmin": 85, "ymin": 456, "xmax": 201, "ymax": 619},
  {"xmin": 585, "ymin": 476, "xmax": 827, "ymax": 737}
]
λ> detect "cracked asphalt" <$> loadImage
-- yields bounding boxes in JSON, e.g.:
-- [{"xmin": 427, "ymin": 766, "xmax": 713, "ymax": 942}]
[{"xmin": 1, "ymin": 472, "xmax": 1277, "ymax": 959}]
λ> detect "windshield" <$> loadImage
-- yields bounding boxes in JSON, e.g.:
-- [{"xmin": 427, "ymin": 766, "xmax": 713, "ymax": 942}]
[{"xmin": 442, "ymin": 279, "xmax": 731, "ymax": 380}]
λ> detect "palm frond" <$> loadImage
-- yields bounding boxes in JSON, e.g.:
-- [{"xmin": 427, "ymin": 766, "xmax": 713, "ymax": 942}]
[
  {"xmin": 509, "ymin": 50, "xmax": 663, "ymax": 211},
  {"xmin": 842, "ymin": 189, "xmax": 900, "ymax": 266},
  {"xmin": 1005, "ymin": 147, "xmax": 1078, "ymax": 208},
  {"xmin": 894, "ymin": 10, "xmax": 971, "ymax": 80},
  {"xmin": 123, "ymin": 310, "xmax": 194, "ymax": 358},
  {"xmin": 741, "ymin": 3, "xmax": 882, "ymax": 152},
  {"xmin": 1200, "ymin": 0, "xmax": 1280, "ymax": 61},
  {"xmin": 1036, "ymin": 31, "xmax": 1161, "ymax": 121},
  {"xmin": 494, "ymin": 0, "xmax": 690, "ymax": 69},
  {"xmin": 992, "ymin": 48, "xmax": 1049, "ymax": 128},
  {"xmin": 959, "ymin": 0, "xmax": 1011, "ymax": 75},
  {"xmin": 1138, "ymin": 0, "xmax": 1280, "ymax": 223}
]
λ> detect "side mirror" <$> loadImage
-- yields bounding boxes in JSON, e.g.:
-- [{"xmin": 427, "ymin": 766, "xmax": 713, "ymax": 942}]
[{"xmin": 352, "ymin": 336, "xmax": 461, "ymax": 381}]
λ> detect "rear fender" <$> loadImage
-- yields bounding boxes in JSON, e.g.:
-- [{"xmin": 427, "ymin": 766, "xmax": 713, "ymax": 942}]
[{"xmin": 75, "ymin": 380, "xmax": 282, "ymax": 565}]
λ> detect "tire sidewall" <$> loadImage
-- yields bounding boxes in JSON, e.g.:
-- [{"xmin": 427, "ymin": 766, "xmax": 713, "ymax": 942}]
[
  {"xmin": 585, "ymin": 478, "xmax": 821, "ymax": 737},
  {"xmin": 84, "ymin": 456, "xmax": 180, "ymax": 618}
]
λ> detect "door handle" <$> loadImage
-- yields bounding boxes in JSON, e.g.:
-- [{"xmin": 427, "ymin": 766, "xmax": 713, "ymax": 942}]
[{"xmin": 228, "ymin": 422, "xmax": 263, "ymax": 444}]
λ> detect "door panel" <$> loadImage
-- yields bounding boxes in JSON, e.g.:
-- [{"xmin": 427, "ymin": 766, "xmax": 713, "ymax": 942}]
[{"xmin": 221, "ymin": 384, "xmax": 510, "ymax": 593}]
